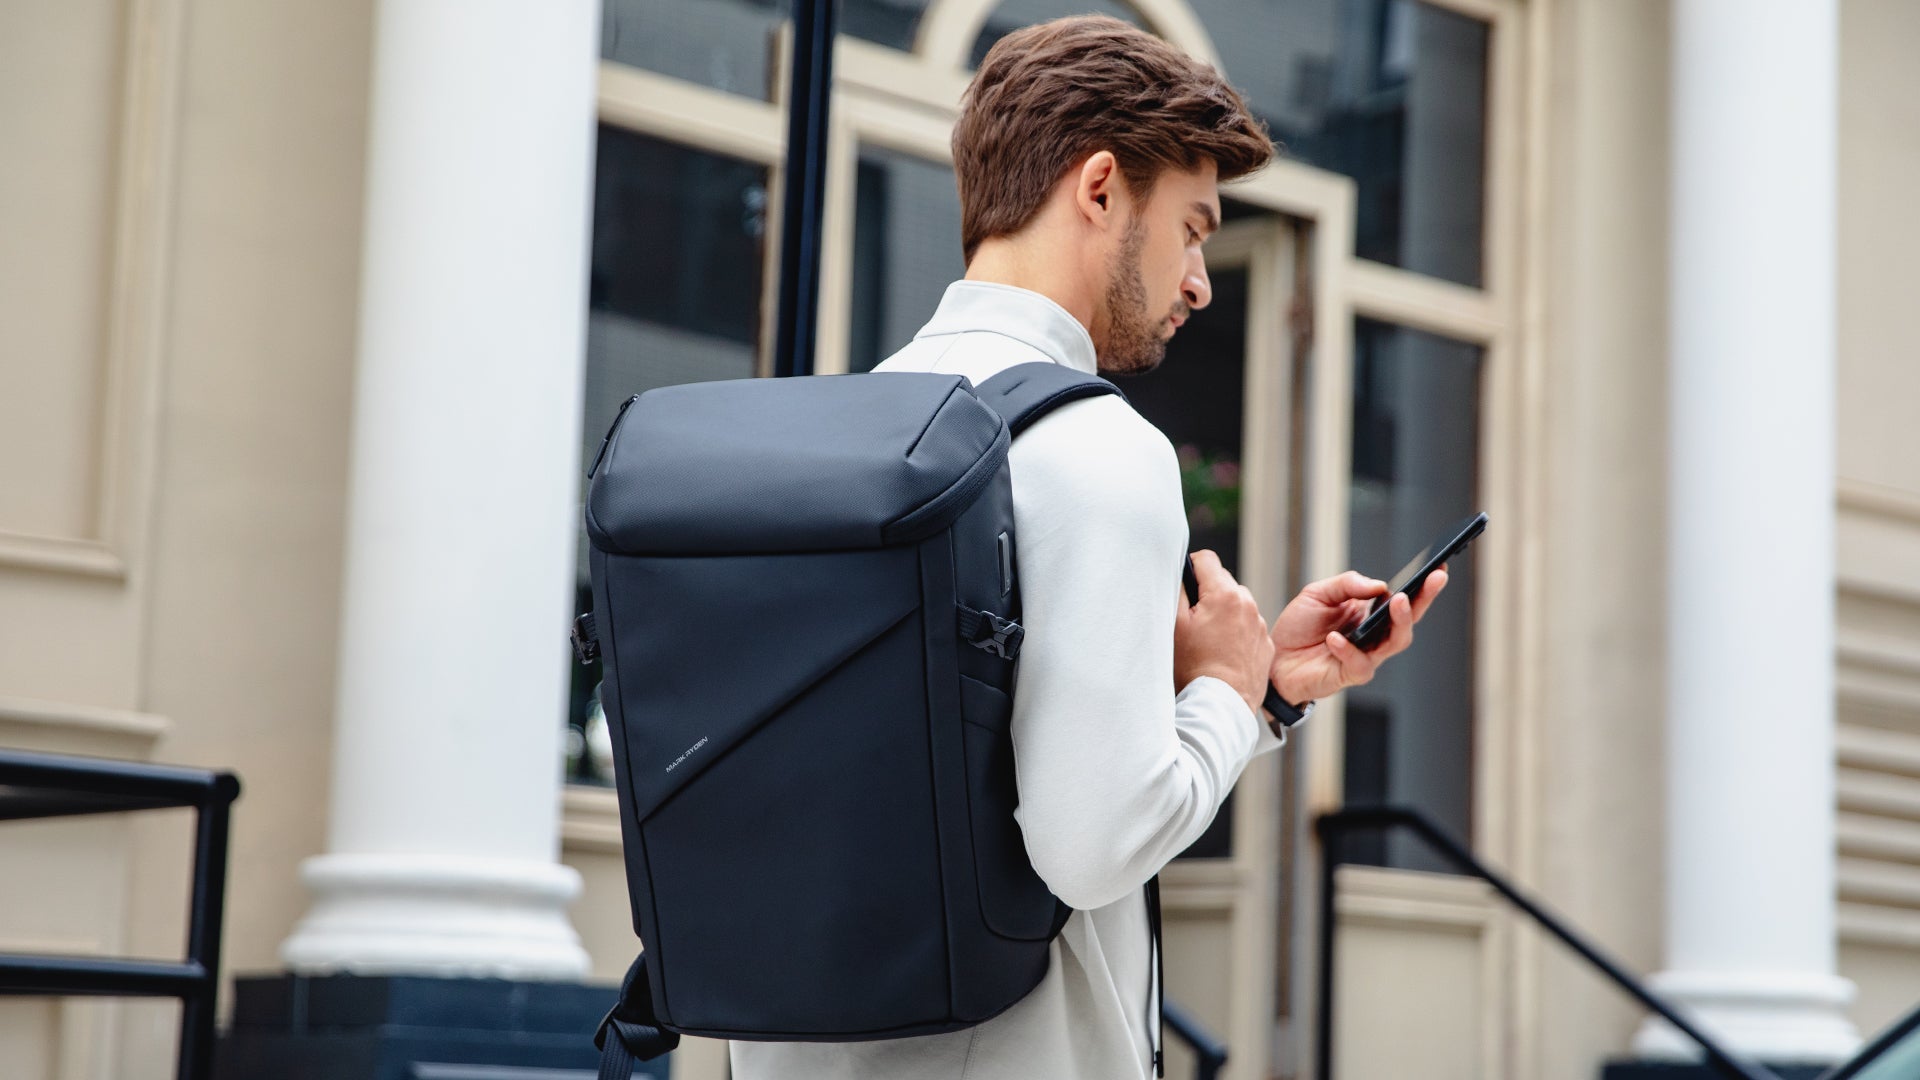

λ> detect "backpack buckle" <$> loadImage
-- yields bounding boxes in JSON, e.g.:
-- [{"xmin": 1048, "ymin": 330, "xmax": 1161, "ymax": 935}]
[
  {"xmin": 967, "ymin": 610, "xmax": 1025, "ymax": 660},
  {"xmin": 572, "ymin": 613, "xmax": 601, "ymax": 665}
]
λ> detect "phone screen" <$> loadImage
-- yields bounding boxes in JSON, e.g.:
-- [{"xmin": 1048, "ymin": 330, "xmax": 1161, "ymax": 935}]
[
  {"xmin": 1346, "ymin": 512, "xmax": 1486, "ymax": 647},
  {"xmin": 1381, "ymin": 542, "xmax": 1446, "ymax": 599}
]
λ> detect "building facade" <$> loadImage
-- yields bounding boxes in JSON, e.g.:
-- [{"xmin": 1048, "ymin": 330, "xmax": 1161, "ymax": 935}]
[{"xmin": 3, "ymin": 0, "xmax": 1919, "ymax": 1077}]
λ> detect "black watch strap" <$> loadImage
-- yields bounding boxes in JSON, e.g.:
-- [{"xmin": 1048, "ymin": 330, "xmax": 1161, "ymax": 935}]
[
  {"xmin": 1183, "ymin": 554, "xmax": 1313, "ymax": 739},
  {"xmin": 1262, "ymin": 681, "xmax": 1311, "ymax": 734}
]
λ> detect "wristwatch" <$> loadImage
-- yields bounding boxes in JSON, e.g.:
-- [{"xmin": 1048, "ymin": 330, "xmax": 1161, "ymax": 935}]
[{"xmin": 1261, "ymin": 681, "xmax": 1313, "ymax": 738}]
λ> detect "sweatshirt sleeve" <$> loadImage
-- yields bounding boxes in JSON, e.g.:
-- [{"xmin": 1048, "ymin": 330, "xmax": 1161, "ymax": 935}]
[{"xmin": 1004, "ymin": 397, "xmax": 1284, "ymax": 912}]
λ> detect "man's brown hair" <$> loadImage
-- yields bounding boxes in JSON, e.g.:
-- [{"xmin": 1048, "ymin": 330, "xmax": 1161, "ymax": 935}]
[{"xmin": 951, "ymin": 15, "xmax": 1274, "ymax": 263}]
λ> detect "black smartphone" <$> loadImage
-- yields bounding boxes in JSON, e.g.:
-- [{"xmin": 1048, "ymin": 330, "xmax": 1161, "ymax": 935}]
[{"xmin": 1343, "ymin": 512, "xmax": 1487, "ymax": 650}]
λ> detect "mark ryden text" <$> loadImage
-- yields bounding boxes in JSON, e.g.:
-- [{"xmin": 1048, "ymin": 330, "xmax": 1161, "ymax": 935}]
[{"xmin": 665, "ymin": 736, "xmax": 709, "ymax": 773}]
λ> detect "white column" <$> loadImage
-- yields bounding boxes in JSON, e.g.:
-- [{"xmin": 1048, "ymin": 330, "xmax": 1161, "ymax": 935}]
[
  {"xmin": 280, "ymin": 0, "xmax": 600, "ymax": 979},
  {"xmin": 1633, "ymin": 0, "xmax": 1856, "ymax": 1062}
]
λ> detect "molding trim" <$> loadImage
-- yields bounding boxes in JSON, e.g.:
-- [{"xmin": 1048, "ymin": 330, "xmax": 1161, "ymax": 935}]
[
  {"xmin": 1837, "ymin": 724, "xmax": 1920, "ymax": 777},
  {"xmin": 1423, "ymin": 0, "xmax": 1503, "ymax": 21},
  {"xmin": 1332, "ymin": 864, "xmax": 1498, "ymax": 933},
  {"xmin": 1837, "ymin": 857, "xmax": 1920, "ymax": 910},
  {"xmin": 596, "ymin": 61, "xmax": 783, "ymax": 164},
  {"xmin": 1348, "ymin": 259, "xmax": 1501, "ymax": 344},
  {"xmin": 0, "ymin": 696, "xmax": 169, "ymax": 744},
  {"xmin": 836, "ymin": 37, "xmax": 968, "ymax": 115},
  {"xmin": 1837, "ymin": 670, "xmax": 1920, "ymax": 715},
  {"xmin": 914, "ymin": 0, "xmax": 1223, "ymax": 74},
  {"xmin": 1838, "ymin": 812, "xmax": 1920, "ymax": 863},
  {"xmin": 1839, "ymin": 767, "xmax": 1920, "ymax": 821},
  {"xmin": 1, "ymin": 0, "xmax": 185, "ymax": 581},
  {"xmin": 1839, "ymin": 902, "xmax": 1920, "ymax": 950},
  {"xmin": 560, "ymin": 784, "xmax": 622, "ymax": 855},
  {"xmin": 1839, "ymin": 476, "xmax": 1920, "ymax": 527},
  {"xmin": 0, "ymin": 533, "xmax": 127, "ymax": 578},
  {"xmin": 1837, "ymin": 478, "xmax": 1920, "ymax": 607},
  {"xmin": 1839, "ymin": 632, "xmax": 1920, "ymax": 684}
]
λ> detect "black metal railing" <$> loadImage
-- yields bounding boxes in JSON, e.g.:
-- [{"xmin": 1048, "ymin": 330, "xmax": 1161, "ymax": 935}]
[
  {"xmin": 1164, "ymin": 996, "xmax": 1230, "ymax": 1080},
  {"xmin": 1315, "ymin": 805, "xmax": 1780, "ymax": 1080},
  {"xmin": 1819, "ymin": 999, "xmax": 1920, "ymax": 1080},
  {"xmin": 0, "ymin": 748, "xmax": 241, "ymax": 1080}
]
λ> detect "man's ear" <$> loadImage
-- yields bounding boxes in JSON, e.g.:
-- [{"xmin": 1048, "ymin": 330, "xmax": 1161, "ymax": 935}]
[{"xmin": 1073, "ymin": 150, "xmax": 1124, "ymax": 232}]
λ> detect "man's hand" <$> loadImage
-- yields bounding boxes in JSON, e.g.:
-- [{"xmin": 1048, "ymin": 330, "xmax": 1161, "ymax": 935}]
[
  {"xmin": 1268, "ymin": 569, "xmax": 1448, "ymax": 705},
  {"xmin": 1174, "ymin": 550, "xmax": 1276, "ymax": 720}
]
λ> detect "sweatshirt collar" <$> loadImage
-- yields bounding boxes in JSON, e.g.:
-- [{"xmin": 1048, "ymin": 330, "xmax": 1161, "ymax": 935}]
[{"xmin": 913, "ymin": 280, "xmax": 1099, "ymax": 375}]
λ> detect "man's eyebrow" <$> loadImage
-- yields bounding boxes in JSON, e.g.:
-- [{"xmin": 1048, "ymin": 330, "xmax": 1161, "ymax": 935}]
[{"xmin": 1190, "ymin": 201, "xmax": 1220, "ymax": 235}]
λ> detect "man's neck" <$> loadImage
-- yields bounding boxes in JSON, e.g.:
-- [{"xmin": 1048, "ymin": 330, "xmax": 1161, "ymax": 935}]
[{"xmin": 963, "ymin": 241, "xmax": 1097, "ymax": 334}]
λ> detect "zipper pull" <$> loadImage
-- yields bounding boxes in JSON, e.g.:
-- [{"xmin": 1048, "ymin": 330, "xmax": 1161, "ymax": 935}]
[{"xmin": 587, "ymin": 395, "xmax": 639, "ymax": 480}]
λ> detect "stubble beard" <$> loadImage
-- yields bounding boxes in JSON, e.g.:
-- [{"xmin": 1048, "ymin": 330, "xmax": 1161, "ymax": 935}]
[{"xmin": 1097, "ymin": 215, "xmax": 1169, "ymax": 376}]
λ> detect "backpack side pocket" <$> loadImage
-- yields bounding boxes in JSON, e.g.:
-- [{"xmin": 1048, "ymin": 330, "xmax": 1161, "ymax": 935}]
[{"xmin": 957, "ymin": 672, "xmax": 1060, "ymax": 941}]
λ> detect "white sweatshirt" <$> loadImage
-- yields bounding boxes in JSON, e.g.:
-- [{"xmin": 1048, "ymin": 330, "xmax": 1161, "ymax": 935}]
[{"xmin": 729, "ymin": 280, "xmax": 1284, "ymax": 1080}]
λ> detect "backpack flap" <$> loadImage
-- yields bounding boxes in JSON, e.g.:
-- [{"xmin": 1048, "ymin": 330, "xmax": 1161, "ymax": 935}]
[
  {"xmin": 586, "ymin": 372, "xmax": 1008, "ymax": 556},
  {"xmin": 600, "ymin": 542, "xmax": 923, "ymax": 825}
]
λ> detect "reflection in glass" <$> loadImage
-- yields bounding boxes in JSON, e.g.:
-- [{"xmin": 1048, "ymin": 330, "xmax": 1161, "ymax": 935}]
[
  {"xmin": 1343, "ymin": 318, "xmax": 1481, "ymax": 870},
  {"xmin": 570, "ymin": 126, "xmax": 771, "ymax": 785},
  {"xmin": 1125, "ymin": 267, "xmax": 1249, "ymax": 577},
  {"xmin": 1850, "ymin": 1009, "xmax": 1920, "ymax": 1080},
  {"xmin": 601, "ymin": 0, "xmax": 788, "ymax": 99},
  {"xmin": 849, "ymin": 146, "xmax": 966, "ymax": 372},
  {"xmin": 844, "ymin": 0, "xmax": 934, "ymax": 50},
  {"xmin": 943, "ymin": 0, "xmax": 1487, "ymax": 285},
  {"xmin": 1188, "ymin": 0, "xmax": 1488, "ymax": 285},
  {"xmin": 1126, "ymin": 264, "xmax": 1251, "ymax": 859}
]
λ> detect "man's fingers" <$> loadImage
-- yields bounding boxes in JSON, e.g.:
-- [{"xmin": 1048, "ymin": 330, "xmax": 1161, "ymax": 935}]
[
  {"xmin": 1326, "ymin": 630, "xmax": 1378, "ymax": 683},
  {"xmin": 1408, "ymin": 568, "xmax": 1449, "ymax": 622},
  {"xmin": 1335, "ymin": 597, "xmax": 1374, "ymax": 634},
  {"xmin": 1306, "ymin": 570, "xmax": 1388, "ymax": 605},
  {"xmin": 1190, "ymin": 550, "xmax": 1262, "ymax": 619},
  {"xmin": 1374, "ymin": 592, "xmax": 1416, "ymax": 658},
  {"xmin": 1190, "ymin": 549, "xmax": 1235, "ymax": 594}
]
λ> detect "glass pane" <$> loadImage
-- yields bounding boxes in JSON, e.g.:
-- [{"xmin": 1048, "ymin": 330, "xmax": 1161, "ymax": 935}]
[
  {"xmin": 1342, "ymin": 317, "xmax": 1481, "ymax": 871},
  {"xmin": 1127, "ymin": 267, "xmax": 1249, "ymax": 578},
  {"xmin": 970, "ymin": 0, "xmax": 1143, "ymax": 69},
  {"xmin": 844, "ymin": 0, "xmax": 933, "ymax": 50},
  {"xmin": 1852, "ymin": 1010, "xmax": 1920, "ymax": 1080},
  {"xmin": 601, "ymin": 0, "xmax": 789, "ymax": 100},
  {"xmin": 1185, "ymin": 0, "xmax": 1489, "ymax": 286},
  {"xmin": 1126, "ymin": 263, "xmax": 1252, "ymax": 860},
  {"xmin": 848, "ymin": 146, "xmax": 966, "ymax": 373},
  {"xmin": 569, "ymin": 126, "xmax": 772, "ymax": 786}
]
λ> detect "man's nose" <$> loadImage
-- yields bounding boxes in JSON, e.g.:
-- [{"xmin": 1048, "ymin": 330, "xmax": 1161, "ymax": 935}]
[{"xmin": 1182, "ymin": 253, "xmax": 1211, "ymax": 311}]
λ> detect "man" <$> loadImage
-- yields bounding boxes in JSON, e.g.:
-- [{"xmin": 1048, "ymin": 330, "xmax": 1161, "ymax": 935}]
[{"xmin": 731, "ymin": 15, "xmax": 1445, "ymax": 1080}]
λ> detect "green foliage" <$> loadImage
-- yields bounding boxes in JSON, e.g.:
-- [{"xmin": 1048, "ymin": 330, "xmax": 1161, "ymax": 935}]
[{"xmin": 1176, "ymin": 442, "xmax": 1241, "ymax": 533}]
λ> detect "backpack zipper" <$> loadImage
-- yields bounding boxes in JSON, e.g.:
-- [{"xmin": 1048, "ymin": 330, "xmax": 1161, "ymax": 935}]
[{"xmin": 588, "ymin": 395, "xmax": 639, "ymax": 479}]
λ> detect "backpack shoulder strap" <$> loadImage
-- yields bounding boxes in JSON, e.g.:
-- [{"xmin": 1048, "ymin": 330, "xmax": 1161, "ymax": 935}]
[
  {"xmin": 973, "ymin": 361, "xmax": 1128, "ymax": 438},
  {"xmin": 595, "ymin": 953, "xmax": 678, "ymax": 1079}
]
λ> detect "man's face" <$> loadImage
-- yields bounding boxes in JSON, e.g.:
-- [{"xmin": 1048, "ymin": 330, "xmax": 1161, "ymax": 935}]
[{"xmin": 1095, "ymin": 159, "xmax": 1219, "ymax": 376}]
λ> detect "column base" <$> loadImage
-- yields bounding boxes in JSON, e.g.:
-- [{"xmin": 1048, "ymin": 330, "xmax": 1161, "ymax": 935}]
[
  {"xmin": 281, "ymin": 852, "xmax": 591, "ymax": 980},
  {"xmin": 215, "ymin": 972, "xmax": 669, "ymax": 1080},
  {"xmin": 1629, "ymin": 971, "xmax": 1859, "ymax": 1065}
]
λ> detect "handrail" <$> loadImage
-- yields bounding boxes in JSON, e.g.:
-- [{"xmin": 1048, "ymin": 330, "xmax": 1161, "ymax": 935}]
[
  {"xmin": 0, "ymin": 748, "xmax": 240, "ymax": 1080},
  {"xmin": 1315, "ymin": 805, "xmax": 1779, "ymax": 1080},
  {"xmin": 1163, "ymin": 997, "xmax": 1229, "ymax": 1080},
  {"xmin": 1818, "ymin": 999, "xmax": 1920, "ymax": 1080}
]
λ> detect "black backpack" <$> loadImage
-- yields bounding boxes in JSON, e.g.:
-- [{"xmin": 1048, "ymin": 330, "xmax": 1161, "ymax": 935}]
[{"xmin": 576, "ymin": 362, "xmax": 1167, "ymax": 1078}]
